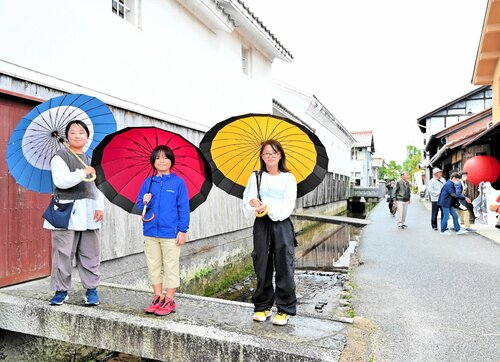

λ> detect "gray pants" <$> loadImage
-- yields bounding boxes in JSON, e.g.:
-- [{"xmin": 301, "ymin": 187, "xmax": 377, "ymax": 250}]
[{"xmin": 51, "ymin": 230, "xmax": 100, "ymax": 291}]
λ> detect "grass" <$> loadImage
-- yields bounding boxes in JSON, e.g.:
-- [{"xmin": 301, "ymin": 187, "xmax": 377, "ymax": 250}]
[
  {"xmin": 203, "ymin": 261, "xmax": 254, "ymax": 297},
  {"xmin": 194, "ymin": 266, "xmax": 213, "ymax": 280},
  {"xmin": 347, "ymin": 306, "xmax": 355, "ymax": 318}
]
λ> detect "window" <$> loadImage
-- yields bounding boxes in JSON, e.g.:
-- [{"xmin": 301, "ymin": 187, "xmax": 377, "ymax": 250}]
[
  {"xmin": 112, "ymin": 0, "xmax": 128, "ymax": 18},
  {"xmin": 241, "ymin": 45, "xmax": 252, "ymax": 76},
  {"xmin": 112, "ymin": 0, "xmax": 141, "ymax": 27}
]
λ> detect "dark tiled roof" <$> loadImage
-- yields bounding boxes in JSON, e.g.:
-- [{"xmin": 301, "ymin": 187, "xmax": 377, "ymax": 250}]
[{"xmin": 229, "ymin": 0, "xmax": 294, "ymax": 59}]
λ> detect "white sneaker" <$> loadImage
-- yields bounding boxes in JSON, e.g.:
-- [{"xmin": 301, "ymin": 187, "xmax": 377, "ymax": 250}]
[
  {"xmin": 440, "ymin": 231, "xmax": 452, "ymax": 235},
  {"xmin": 456, "ymin": 229, "xmax": 468, "ymax": 235}
]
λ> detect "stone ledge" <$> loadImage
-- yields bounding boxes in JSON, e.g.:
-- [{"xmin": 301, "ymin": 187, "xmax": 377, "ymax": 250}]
[{"xmin": 0, "ymin": 280, "xmax": 346, "ymax": 361}]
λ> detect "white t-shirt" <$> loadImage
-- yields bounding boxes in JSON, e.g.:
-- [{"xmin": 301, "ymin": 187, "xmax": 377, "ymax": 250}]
[{"xmin": 242, "ymin": 171, "xmax": 297, "ymax": 222}]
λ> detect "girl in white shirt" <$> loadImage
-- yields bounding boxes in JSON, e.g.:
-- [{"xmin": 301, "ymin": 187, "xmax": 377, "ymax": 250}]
[{"xmin": 242, "ymin": 140, "xmax": 297, "ymax": 326}]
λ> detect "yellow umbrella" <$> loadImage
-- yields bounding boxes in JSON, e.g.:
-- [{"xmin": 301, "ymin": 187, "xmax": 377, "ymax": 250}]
[{"xmin": 200, "ymin": 113, "xmax": 329, "ymax": 198}]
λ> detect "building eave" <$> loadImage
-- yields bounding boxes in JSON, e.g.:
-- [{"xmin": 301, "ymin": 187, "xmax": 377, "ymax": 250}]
[
  {"xmin": 272, "ymin": 98, "xmax": 315, "ymax": 132},
  {"xmin": 217, "ymin": 0, "xmax": 293, "ymax": 62},
  {"xmin": 176, "ymin": 0, "xmax": 235, "ymax": 32},
  {"xmin": 464, "ymin": 120, "xmax": 500, "ymax": 146},
  {"xmin": 472, "ymin": 0, "xmax": 500, "ymax": 85},
  {"xmin": 425, "ymin": 108, "xmax": 493, "ymax": 151},
  {"xmin": 416, "ymin": 85, "xmax": 491, "ymax": 133}
]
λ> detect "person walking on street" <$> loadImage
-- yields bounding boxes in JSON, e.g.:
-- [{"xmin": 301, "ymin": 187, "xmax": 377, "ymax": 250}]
[
  {"xmin": 44, "ymin": 120, "xmax": 105, "ymax": 306},
  {"xmin": 386, "ymin": 180, "xmax": 396, "ymax": 216},
  {"xmin": 427, "ymin": 168, "xmax": 446, "ymax": 230},
  {"xmin": 438, "ymin": 172, "xmax": 471, "ymax": 235},
  {"xmin": 392, "ymin": 172, "xmax": 411, "ymax": 229},
  {"xmin": 456, "ymin": 171, "xmax": 475, "ymax": 232},
  {"xmin": 242, "ymin": 140, "xmax": 297, "ymax": 326}
]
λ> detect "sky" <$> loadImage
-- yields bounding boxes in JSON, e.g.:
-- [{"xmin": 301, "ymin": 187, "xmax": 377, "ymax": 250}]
[{"xmin": 243, "ymin": 0, "xmax": 488, "ymax": 163}]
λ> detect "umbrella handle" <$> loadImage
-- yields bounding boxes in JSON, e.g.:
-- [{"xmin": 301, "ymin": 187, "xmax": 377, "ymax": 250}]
[
  {"xmin": 80, "ymin": 173, "xmax": 96, "ymax": 182},
  {"xmin": 63, "ymin": 143, "xmax": 96, "ymax": 183},
  {"xmin": 141, "ymin": 204, "xmax": 155, "ymax": 222},
  {"xmin": 255, "ymin": 205, "xmax": 269, "ymax": 218}
]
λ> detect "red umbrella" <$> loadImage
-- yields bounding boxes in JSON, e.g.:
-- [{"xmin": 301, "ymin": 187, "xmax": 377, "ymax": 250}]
[{"xmin": 91, "ymin": 127, "xmax": 212, "ymax": 214}]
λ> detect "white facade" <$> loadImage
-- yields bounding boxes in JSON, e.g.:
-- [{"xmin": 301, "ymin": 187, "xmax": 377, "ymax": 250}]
[
  {"xmin": 272, "ymin": 81, "xmax": 354, "ymax": 177},
  {"xmin": 0, "ymin": 0, "xmax": 294, "ymax": 261},
  {"xmin": 350, "ymin": 132, "xmax": 375, "ymax": 187},
  {"xmin": 0, "ymin": 0, "xmax": 292, "ymax": 127}
]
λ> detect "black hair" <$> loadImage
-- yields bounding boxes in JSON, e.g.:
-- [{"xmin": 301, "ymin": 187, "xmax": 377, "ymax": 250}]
[
  {"xmin": 458, "ymin": 171, "xmax": 468, "ymax": 177},
  {"xmin": 150, "ymin": 145, "xmax": 175, "ymax": 168},
  {"xmin": 65, "ymin": 120, "xmax": 90, "ymax": 139},
  {"xmin": 450, "ymin": 172, "xmax": 461, "ymax": 180},
  {"xmin": 259, "ymin": 139, "xmax": 290, "ymax": 173}
]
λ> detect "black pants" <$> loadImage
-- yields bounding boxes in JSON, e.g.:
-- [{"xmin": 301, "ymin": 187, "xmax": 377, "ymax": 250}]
[
  {"xmin": 251, "ymin": 216, "xmax": 296, "ymax": 315},
  {"xmin": 388, "ymin": 198, "xmax": 394, "ymax": 214},
  {"xmin": 431, "ymin": 201, "xmax": 442, "ymax": 229}
]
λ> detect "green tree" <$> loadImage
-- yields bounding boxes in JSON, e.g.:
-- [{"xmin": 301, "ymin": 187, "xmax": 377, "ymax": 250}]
[
  {"xmin": 402, "ymin": 145, "xmax": 422, "ymax": 182},
  {"xmin": 380, "ymin": 160, "xmax": 402, "ymax": 181}
]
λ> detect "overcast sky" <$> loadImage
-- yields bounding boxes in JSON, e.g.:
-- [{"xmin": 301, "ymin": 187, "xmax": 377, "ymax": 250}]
[{"xmin": 243, "ymin": 0, "xmax": 488, "ymax": 163}]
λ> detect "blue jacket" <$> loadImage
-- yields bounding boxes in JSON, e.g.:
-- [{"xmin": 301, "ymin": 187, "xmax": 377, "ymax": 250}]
[
  {"xmin": 137, "ymin": 173, "xmax": 190, "ymax": 238},
  {"xmin": 437, "ymin": 180, "xmax": 465, "ymax": 208}
]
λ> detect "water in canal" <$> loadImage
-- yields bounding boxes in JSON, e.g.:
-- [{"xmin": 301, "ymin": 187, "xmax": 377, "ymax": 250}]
[{"xmin": 216, "ymin": 210, "xmax": 366, "ymax": 303}]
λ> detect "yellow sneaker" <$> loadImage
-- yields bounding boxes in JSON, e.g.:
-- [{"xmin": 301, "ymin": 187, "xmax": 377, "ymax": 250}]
[
  {"xmin": 272, "ymin": 311, "xmax": 289, "ymax": 326},
  {"xmin": 253, "ymin": 309, "xmax": 272, "ymax": 322}
]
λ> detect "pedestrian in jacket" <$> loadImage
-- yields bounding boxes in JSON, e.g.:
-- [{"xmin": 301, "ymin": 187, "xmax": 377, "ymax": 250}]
[
  {"xmin": 137, "ymin": 145, "xmax": 190, "ymax": 316},
  {"xmin": 386, "ymin": 180, "xmax": 396, "ymax": 216},
  {"xmin": 392, "ymin": 172, "xmax": 411, "ymax": 229},
  {"xmin": 427, "ymin": 167, "xmax": 445, "ymax": 230},
  {"xmin": 242, "ymin": 140, "xmax": 297, "ymax": 326},
  {"xmin": 44, "ymin": 120, "xmax": 104, "ymax": 306},
  {"xmin": 437, "ymin": 172, "xmax": 471, "ymax": 235}
]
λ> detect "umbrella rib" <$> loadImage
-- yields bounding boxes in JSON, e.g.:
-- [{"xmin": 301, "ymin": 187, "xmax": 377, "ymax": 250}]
[
  {"xmin": 59, "ymin": 95, "xmax": 87, "ymax": 125},
  {"xmin": 19, "ymin": 136, "xmax": 56, "ymax": 190}
]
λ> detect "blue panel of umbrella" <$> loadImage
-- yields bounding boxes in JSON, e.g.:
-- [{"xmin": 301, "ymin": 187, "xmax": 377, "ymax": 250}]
[{"xmin": 6, "ymin": 93, "xmax": 117, "ymax": 193}]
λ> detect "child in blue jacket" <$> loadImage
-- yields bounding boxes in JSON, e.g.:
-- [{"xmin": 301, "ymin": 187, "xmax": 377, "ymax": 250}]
[{"xmin": 137, "ymin": 145, "xmax": 190, "ymax": 316}]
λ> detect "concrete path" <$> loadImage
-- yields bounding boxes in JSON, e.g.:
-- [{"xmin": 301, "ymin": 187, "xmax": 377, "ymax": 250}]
[
  {"xmin": 353, "ymin": 196, "xmax": 500, "ymax": 361},
  {"xmin": 0, "ymin": 276, "xmax": 347, "ymax": 361}
]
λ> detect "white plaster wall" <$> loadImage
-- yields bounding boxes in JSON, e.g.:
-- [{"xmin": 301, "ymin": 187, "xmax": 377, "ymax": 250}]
[
  {"xmin": 0, "ymin": 0, "xmax": 273, "ymax": 126},
  {"xmin": 272, "ymin": 85, "xmax": 353, "ymax": 176}
]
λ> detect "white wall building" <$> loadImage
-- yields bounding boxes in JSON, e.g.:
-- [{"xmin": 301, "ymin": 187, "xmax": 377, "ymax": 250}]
[
  {"xmin": 272, "ymin": 81, "xmax": 355, "ymax": 177},
  {"xmin": 0, "ymin": 0, "xmax": 294, "ymax": 263},
  {"xmin": 350, "ymin": 131, "xmax": 375, "ymax": 187},
  {"xmin": 0, "ymin": 0, "xmax": 293, "ymax": 129}
]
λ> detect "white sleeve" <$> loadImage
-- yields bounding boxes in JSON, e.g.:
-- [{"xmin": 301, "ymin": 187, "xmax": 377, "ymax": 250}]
[
  {"xmin": 95, "ymin": 188, "xmax": 105, "ymax": 210},
  {"xmin": 51, "ymin": 155, "xmax": 87, "ymax": 189},
  {"xmin": 242, "ymin": 173, "xmax": 258, "ymax": 219},
  {"xmin": 267, "ymin": 173, "xmax": 297, "ymax": 221}
]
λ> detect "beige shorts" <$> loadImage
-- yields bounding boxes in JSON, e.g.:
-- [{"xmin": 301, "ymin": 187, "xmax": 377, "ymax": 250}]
[{"xmin": 144, "ymin": 236, "xmax": 181, "ymax": 288}]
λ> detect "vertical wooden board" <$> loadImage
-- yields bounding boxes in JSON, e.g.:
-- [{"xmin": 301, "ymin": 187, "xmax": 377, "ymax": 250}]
[{"xmin": 0, "ymin": 94, "xmax": 51, "ymax": 287}]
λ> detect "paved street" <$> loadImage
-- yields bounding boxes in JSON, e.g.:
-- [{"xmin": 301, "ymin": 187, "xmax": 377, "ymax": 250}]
[{"xmin": 353, "ymin": 196, "xmax": 500, "ymax": 362}]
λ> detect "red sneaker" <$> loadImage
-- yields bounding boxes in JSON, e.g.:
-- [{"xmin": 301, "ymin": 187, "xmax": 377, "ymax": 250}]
[
  {"xmin": 154, "ymin": 297, "xmax": 176, "ymax": 316},
  {"xmin": 145, "ymin": 295, "xmax": 162, "ymax": 314}
]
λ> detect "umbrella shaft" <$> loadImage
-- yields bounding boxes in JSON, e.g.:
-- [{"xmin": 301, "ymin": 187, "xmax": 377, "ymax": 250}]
[{"xmin": 63, "ymin": 143, "xmax": 96, "ymax": 182}]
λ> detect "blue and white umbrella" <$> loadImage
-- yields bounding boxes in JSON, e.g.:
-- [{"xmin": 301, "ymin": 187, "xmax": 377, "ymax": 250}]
[{"xmin": 6, "ymin": 93, "xmax": 117, "ymax": 193}]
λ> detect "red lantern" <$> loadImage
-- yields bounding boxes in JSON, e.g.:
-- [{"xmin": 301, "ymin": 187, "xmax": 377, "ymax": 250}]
[{"xmin": 463, "ymin": 155, "xmax": 500, "ymax": 185}]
